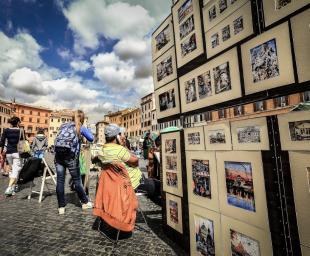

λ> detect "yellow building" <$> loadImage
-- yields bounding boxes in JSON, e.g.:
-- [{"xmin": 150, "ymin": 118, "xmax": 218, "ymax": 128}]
[
  {"xmin": 141, "ymin": 92, "xmax": 155, "ymax": 134},
  {"xmin": 122, "ymin": 107, "xmax": 142, "ymax": 139}
]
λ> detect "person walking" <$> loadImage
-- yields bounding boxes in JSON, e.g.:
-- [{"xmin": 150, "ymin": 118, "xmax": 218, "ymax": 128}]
[
  {"xmin": 54, "ymin": 110, "xmax": 94, "ymax": 214},
  {"xmin": 0, "ymin": 117, "xmax": 25, "ymax": 195},
  {"xmin": 143, "ymin": 133, "xmax": 154, "ymax": 170},
  {"xmin": 32, "ymin": 127, "xmax": 48, "ymax": 158}
]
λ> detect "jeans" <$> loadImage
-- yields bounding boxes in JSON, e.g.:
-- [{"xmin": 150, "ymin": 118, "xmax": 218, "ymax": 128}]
[
  {"xmin": 55, "ymin": 154, "xmax": 88, "ymax": 208},
  {"xmin": 34, "ymin": 152, "xmax": 44, "ymax": 158}
]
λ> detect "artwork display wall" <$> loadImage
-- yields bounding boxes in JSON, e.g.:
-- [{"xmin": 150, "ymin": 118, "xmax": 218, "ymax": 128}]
[
  {"xmin": 204, "ymin": 122, "xmax": 232, "ymax": 150},
  {"xmin": 166, "ymin": 193, "xmax": 183, "ymax": 233},
  {"xmin": 184, "ymin": 126, "xmax": 205, "ymax": 150}
]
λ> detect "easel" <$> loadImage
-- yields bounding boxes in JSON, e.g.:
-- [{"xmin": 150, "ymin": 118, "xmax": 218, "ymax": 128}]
[{"xmin": 83, "ymin": 143, "xmax": 91, "ymax": 195}]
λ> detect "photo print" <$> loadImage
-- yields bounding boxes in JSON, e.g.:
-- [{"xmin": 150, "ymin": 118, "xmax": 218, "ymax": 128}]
[
  {"xmin": 250, "ymin": 39, "xmax": 280, "ymax": 83},
  {"xmin": 157, "ymin": 55, "xmax": 173, "ymax": 82},
  {"xmin": 194, "ymin": 214, "xmax": 215, "ymax": 256},
  {"xmin": 165, "ymin": 139, "xmax": 176, "ymax": 153},
  {"xmin": 222, "ymin": 25, "xmax": 231, "ymax": 42},
  {"xmin": 237, "ymin": 126, "xmax": 261, "ymax": 143},
  {"xmin": 166, "ymin": 156, "xmax": 177, "ymax": 171},
  {"xmin": 185, "ymin": 78, "xmax": 197, "ymax": 104},
  {"xmin": 230, "ymin": 229, "xmax": 260, "ymax": 256},
  {"xmin": 197, "ymin": 71, "xmax": 212, "ymax": 100},
  {"xmin": 275, "ymin": 0, "xmax": 291, "ymax": 11},
  {"xmin": 159, "ymin": 89, "xmax": 176, "ymax": 112},
  {"xmin": 181, "ymin": 33, "xmax": 197, "ymax": 58},
  {"xmin": 288, "ymin": 120, "xmax": 310, "ymax": 141},
  {"xmin": 213, "ymin": 62, "xmax": 231, "ymax": 94},
  {"xmin": 192, "ymin": 159, "xmax": 211, "ymax": 198},
  {"xmin": 178, "ymin": 0, "xmax": 193, "ymax": 24},
  {"xmin": 155, "ymin": 24, "xmax": 171, "ymax": 53},
  {"xmin": 169, "ymin": 200, "xmax": 178, "ymax": 224},
  {"xmin": 208, "ymin": 5, "xmax": 216, "ymax": 22},
  {"xmin": 211, "ymin": 33, "xmax": 219, "ymax": 48},
  {"xmin": 307, "ymin": 167, "xmax": 310, "ymax": 194},
  {"xmin": 188, "ymin": 132, "xmax": 200, "ymax": 145},
  {"xmin": 233, "ymin": 16, "xmax": 243, "ymax": 35},
  {"xmin": 219, "ymin": 0, "xmax": 228, "ymax": 14},
  {"xmin": 231, "ymin": 0, "xmax": 238, "ymax": 4},
  {"xmin": 166, "ymin": 172, "xmax": 178, "ymax": 188},
  {"xmin": 180, "ymin": 15, "xmax": 195, "ymax": 40},
  {"xmin": 225, "ymin": 161, "xmax": 255, "ymax": 212},
  {"xmin": 209, "ymin": 129, "xmax": 226, "ymax": 144}
]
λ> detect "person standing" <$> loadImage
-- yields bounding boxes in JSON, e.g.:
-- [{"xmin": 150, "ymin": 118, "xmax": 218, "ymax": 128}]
[
  {"xmin": 32, "ymin": 127, "xmax": 48, "ymax": 158},
  {"xmin": 143, "ymin": 133, "xmax": 154, "ymax": 169}
]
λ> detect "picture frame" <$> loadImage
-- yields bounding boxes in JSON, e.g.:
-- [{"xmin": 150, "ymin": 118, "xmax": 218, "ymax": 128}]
[
  {"xmin": 189, "ymin": 203, "xmax": 222, "ymax": 256},
  {"xmin": 231, "ymin": 117, "xmax": 269, "ymax": 151},
  {"xmin": 262, "ymin": 0, "xmax": 310, "ymax": 28},
  {"xmin": 289, "ymin": 151, "xmax": 310, "ymax": 248},
  {"xmin": 241, "ymin": 22, "xmax": 295, "ymax": 95},
  {"xmin": 166, "ymin": 193, "xmax": 183, "ymax": 233},
  {"xmin": 152, "ymin": 14, "xmax": 175, "ymax": 62},
  {"xmin": 186, "ymin": 151, "xmax": 219, "ymax": 212},
  {"xmin": 155, "ymin": 80, "xmax": 180, "ymax": 120},
  {"xmin": 217, "ymin": 151, "xmax": 269, "ymax": 230},
  {"xmin": 277, "ymin": 110, "xmax": 310, "ymax": 151},
  {"xmin": 291, "ymin": 8, "xmax": 310, "ymax": 83},
  {"xmin": 205, "ymin": 1, "xmax": 254, "ymax": 58},
  {"xmin": 204, "ymin": 122, "xmax": 232, "ymax": 150},
  {"xmin": 301, "ymin": 246, "xmax": 310, "ymax": 256},
  {"xmin": 221, "ymin": 215, "xmax": 273, "ymax": 256},
  {"xmin": 184, "ymin": 126, "xmax": 205, "ymax": 151},
  {"xmin": 162, "ymin": 132, "xmax": 183, "ymax": 197},
  {"xmin": 153, "ymin": 46, "xmax": 177, "ymax": 90},
  {"xmin": 179, "ymin": 47, "xmax": 241, "ymax": 113}
]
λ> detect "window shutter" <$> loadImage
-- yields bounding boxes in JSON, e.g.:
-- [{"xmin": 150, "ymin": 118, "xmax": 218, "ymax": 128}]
[{"xmin": 273, "ymin": 98, "xmax": 278, "ymax": 108}]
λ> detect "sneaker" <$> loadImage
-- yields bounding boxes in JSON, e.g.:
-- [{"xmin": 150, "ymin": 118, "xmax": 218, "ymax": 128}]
[
  {"xmin": 58, "ymin": 207, "xmax": 65, "ymax": 215},
  {"xmin": 0, "ymin": 168, "xmax": 4, "ymax": 173},
  {"xmin": 5, "ymin": 187, "xmax": 13, "ymax": 195},
  {"xmin": 82, "ymin": 201, "xmax": 94, "ymax": 209}
]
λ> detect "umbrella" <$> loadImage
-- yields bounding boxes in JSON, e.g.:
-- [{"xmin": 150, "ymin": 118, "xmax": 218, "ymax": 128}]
[
  {"xmin": 160, "ymin": 127, "xmax": 180, "ymax": 134},
  {"xmin": 290, "ymin": 101, "xmax": 310, "ymax": 111},
  {"xmin": 141, "ymin": 132, "xmax": 159, "ymax": 140},
  {"xmin": 127, "ymin": 136, "xmax": 138, "ymax": 143}
]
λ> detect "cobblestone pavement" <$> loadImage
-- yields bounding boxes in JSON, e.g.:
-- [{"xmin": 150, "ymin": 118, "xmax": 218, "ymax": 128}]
[{"xmin": 0, "ymin": 162, "xmax": 187, "ymax": 256}]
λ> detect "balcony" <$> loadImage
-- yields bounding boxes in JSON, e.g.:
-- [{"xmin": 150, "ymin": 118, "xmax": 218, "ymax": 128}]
[
  {"xmin": 26, "ymin": 130, "xmax": 35, "ymax": 134},
  {"xmin": 141, "ymin": 98, "xmax": 152, "ymax": 104}
]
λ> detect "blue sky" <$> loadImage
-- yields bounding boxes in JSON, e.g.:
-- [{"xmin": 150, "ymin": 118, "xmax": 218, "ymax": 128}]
[{"xmin": 0, "ymin": 0, "xmax": 171, "ymax": 127}]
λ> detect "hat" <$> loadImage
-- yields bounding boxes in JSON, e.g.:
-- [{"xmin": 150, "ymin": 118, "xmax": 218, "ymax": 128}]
[{"xmin": 104, "ymin": 123, "xmax": 125, "ymax": 137}]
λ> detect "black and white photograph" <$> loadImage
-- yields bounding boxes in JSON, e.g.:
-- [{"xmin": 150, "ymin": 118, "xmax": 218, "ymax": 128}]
[
  {"xmin": 180, "ymin": 15, "xmax": 195, "ymax": 40},
  {"xmin": 185, "ymin": 78, "xmax": 197, "ymax": 104},
  {"xmin": 209, "ymin": 130, "xmax": 226, "ymax": 144},
  {"xmin": 275, "ymin": 0, "xmax": 291, "ymax": 11},
  {"xmin": 192, "ymin": 159, "xmax": 211, "ymax": 198},
  {"xmin": 156, "ymin": 55, "xmax": 173, "ymax": 82},
  {"xmin": 213, "ymin": 62, "xmax": 231, "ymax": 94},
  {"xmin": 159, "ymin": 88, "xmax": 176, "ymax": 112},
  {"xmin": 219, "ymin": 0, "xmax": 228, "ymax": 14},
  {"xmin": 208, "ymin": 5, "xmax": 216, "ymax": 22},
  {"xmin": 288, "ymin": 120, "xmax": 310, "ymax": 141},
  {"xmin": 197, "ymin": 71, "xmax": 212, "ymax": 100},
  {"xmin": 221, "ymin": 25, "xmax": 231, "ymax": 42},
  {"xmin": 178, "ymin": 0, "xmax": 193, "ymax": 23},
  {"xmin": 155, "ymin": 24, "xmax": 171, "ymax": 53},
  {"xmin": 211, "ymin": 33, "xmax": 219, "ymax": 48},
  {"xmin": 233, "ymin": 16, "xmax": 243, "ymax": 35},
  {"xmin": 188, "ymin": 132, "xmax": 200, "ymax": 145},
  {"xmin": 250, "ymin": 39, "xmax": 280, "ymax": 83},
  {"xmin": 181, "ymin": 33, "xmax": 197, "ymax": 58},
  {"xmin": 237, "ymin": 126, "xmax": 261, "ymax": 143}
]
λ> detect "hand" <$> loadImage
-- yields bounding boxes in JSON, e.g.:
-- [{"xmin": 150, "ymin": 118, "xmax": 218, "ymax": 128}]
[
  {"xmin": 120, "ymin": 136, "xmax": 126, "ymax": 147},
  {"xmin": 87, "ymin": 121, "xmax": 90, "ymax": 129}
]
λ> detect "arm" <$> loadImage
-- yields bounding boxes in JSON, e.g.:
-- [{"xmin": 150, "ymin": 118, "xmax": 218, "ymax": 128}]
[
  {"xmin": 120, "ymin": 136, "xmax": 139, "ymax": 168},
  {"xmin": 0, "ymin": 130, "xmax": 5, "ymax": 154},
  {"xmin": 80, "ymin": 124, "xmax": 94, "ymax": 142}
]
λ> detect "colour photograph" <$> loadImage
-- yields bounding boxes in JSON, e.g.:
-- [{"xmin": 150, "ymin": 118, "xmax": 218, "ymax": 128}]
[
  {"xmin": 213, "ymin": 62, "xmax": 231, "ymax": 94},
  {"xmin": 166, "ymin": 172, "xmax": 178, "ymax": 188},
  {"xmin": 180, "ymin": 15, "xmax": 195, "ymax": 40},
  {"xmin": 219, "ymin": 0, "xmax": 228, "ymax": 14},
  {"xmin": 211, "ymin": 33, "xmax": 219, "ymax": 48},
  {"xmin": 288, "ymin": 120, "xmax": 310, "ymax": 141},
  {"xmin": 208, "ymin": 5, "xmax": 216, "ymax": 22},
  {"xmin": 166, "ymin": 156, "xmax": 177, "ymax": 171},
  {"xmin": 222, "ymin": 25, "xmax": 231, "ymax": 42},
  {"xmin": 181, "ymin": 33, "xmax": 197, "ymax": 58},
  {"xmin": 156, "ymin": 55, "xmax": 173, "ymax": 82},
  {"xmin": 169, "ymin": 200, "xmax": 178, "ymax": 224},
  {"xmin": 197, "ymin": 71, "xmax": 212, "ymax": 100},
  {"xmin": 209, "ymin": 130, "xmax": 226, "ymax": 144},
  {"xmin": 185, "ymin": 78, "xmax": 197, "ymax": 104},
  {"xmin": 178, "ymin": 0, "xmax": 193, "ymax": 23},
  {"xmin": 237, "ymin": 126, "xmax": 261, "ymax": 143},
  {"xmin": 307, "ymin": 167, "xmax": 310, "ymax": 194},
  {"xmin": 230, "ymin": 229, "xmax": 260, "ymax": 256},
  {"xmin": 159, "ymin": 88, "xmax": 176, "ymax": 112},
  {"xmin": 250, "ymin": 39, "xmax": 280, "ymax": 83},
  {"xmin": 155, "ymin": 24, "xmax": 171, "ymax": 53},
  {"xmin": 188, "ymin": 132, "xmax": 200, "ymax": 145},
  {"xmin": 275, "ymin": 0, "xmax": 291, "ymax": 11},
  {"xmin": 165, "ymin": 139, "xmax": 177, "ymax": 153},
  {"xmin": 225, "ymin": 161, "xmax": 255, "ymax": 212},
  {"xmin": 195, "ymin": 214, "xmax": 215, "ymax": 256},
  {"xmin": 233, "ymin": 16, "xmax": 243, "ymax": 35},
  {"xmin": 192, "ymin": 159, "xmax": 211, "ymax": 198}
]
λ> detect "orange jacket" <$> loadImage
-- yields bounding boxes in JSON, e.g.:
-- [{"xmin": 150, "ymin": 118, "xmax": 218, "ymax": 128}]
[{"xmin": 93, "ymin": 162, "xmax": 138, "ymax": 232}]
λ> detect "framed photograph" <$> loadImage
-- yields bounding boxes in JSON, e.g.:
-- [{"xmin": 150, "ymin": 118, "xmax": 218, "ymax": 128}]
[
  {"xmin": 211, "ymin": 33, "xmax": 219, "ymax": 48},
  {"xmin": 230, "ymin": 229, "xmax": 260, "ymax": 255},
  {"xmin": 184, "ymin": 78, "xmax": 198, "ymax": 104},
  {"xmin": 197, "ymin": 71, "xmax": 212, "ymax": 99},
  {"xmin": 219, "ymin": 0, "xmax": 228, "ymax": 14},
  {"xmin": 156, "ymin": 55, "xmax": 173, "ymax": 83},
  {"xmin": 184, "ymin": 126, "xmax": 205, "ymax": 151},
  {"xmin": 178, "ymin": 0, "xmax": 193, "ymax": 24},
  {"xmin": 180, "ymin": 14, "xmax": 195, "ymax": 40},
  {"xmin": 155, "ymin": 25, "xmax": 171, "ymax": 53},
  {"xmin": 213, "ymin": 61, "xmax": 231, "ymax": 94},
  {"xmin": 166, "ymin": 193, "xmax": 183, "ymax": 233},
  {"xmin": 209, "ymin": 5, "xmax": 216, "ymax": 21},
  {"xmin": 241, "ymin": 22, "xmax": 294, "ymax": 95},
  {"xmin": 191, "ymin": 159, "xmax": 211, "ymax": 198},
  {"xmin": 217, "ymin": 151, "xmax": 269, "ymax": 230},
  {"xmin": 204, "ymin": 122, "xmax": 232, "ymax": 150},
  {"xmin": 166, "ymin": 172, "xmax": 178, "ymax": 188},
  {"xmin": 233, "ymin": 16, "xmax": 243, "ymax": 35},
  {"xmin": 181, "ymin": 33, "xmax": 197, "ymax": 58},
  {"xmin": 189, "ymin": 204, "xmax": 222, "ymax": 256},
  {"xmin": 166, "ymin": 156, "xmax": 177, "ymax": 171},
  {"xmin": 221, "ymin": 24, "xmax": 231, "ymax": 42},
  {"xmin": 165, "ymin": 139, "xmax": 177, "ymax": 153},
  {"xmin": 231, "ymin": 117, "xmax": 269, "ymax": 150},
  {"xmin": 159, "ymin": 88, "xmax": 176, "ymax": 112}
]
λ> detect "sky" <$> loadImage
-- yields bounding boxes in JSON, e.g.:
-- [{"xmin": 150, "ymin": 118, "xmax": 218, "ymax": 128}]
[{"xmin": 0, "ymin": 0, "xmax": 172, "ymax": 128}]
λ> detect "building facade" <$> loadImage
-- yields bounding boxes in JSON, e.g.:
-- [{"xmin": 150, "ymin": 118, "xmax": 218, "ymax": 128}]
[
  {"xmin": 0, "ymin": 101, "xmax": 12, "ymax": 138},
  {"xmin": 122, "ymin": 107, "xmax": 142, "ymax": 138},
  {"xmin": 141, "ymin": 92, "xmax": 155, "ymax": 135},
  {"xmin": 95, "ymin": 118, "xmax": 109, "ymax": 143}
]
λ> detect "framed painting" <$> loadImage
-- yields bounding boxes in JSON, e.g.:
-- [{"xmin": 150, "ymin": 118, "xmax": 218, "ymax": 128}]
[
  {"xmin": 184, "ymin": 126, "xmax": 205, "ymax": 151},
  {"xmin": 204, "ymin": 121, "xmax": 232, "ymax": 150},
  {"xmin": 166, "ymin": 193, "xmax": 183, "ymax": 233}
]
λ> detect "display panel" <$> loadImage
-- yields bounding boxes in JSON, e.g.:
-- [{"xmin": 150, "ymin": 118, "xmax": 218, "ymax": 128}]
[
  {"xmin": 179, "ymin": 47, "xmax": 241, "ymax": 113},
  {"xmin": 301, "ymin": 246, "xmax": 310, "ymax": 256},
  {"xmin": 166, "ymin": 193, "xmax": 183, "ymax": 233},
  {"xmin": 204, "ymin": 122, "xmax": 232, "ymax": 150},
  {"xmin": 184, "ymin": 126, "xmax": 205, "ymax": 151},
  {"xmin": 241, "ymin": 22, "xmax": 294, "ymax": 95}
]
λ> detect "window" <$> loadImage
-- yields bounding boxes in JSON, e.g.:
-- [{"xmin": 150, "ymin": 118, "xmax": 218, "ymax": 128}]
[
  {"xmin": 50, "ymin": 127, "xmax": 54, "ymax": 130},
  {"xmin": 255, "ymin": 101, "xmax": 264, "ymax": 112},
  {"xmin": 67, "ymin": 118, "xmax": 70, "ymax": 122},
  {"xmin": 136, "ymin": 113, "xmax": 137, "ymax": 117},
  {"xmin": 8, "ymin": 110, "xmax": 10, "ymax": 115},
  {"xmin": 30, "ymin": 111, "xmax": 32, "ymax": 115},
  {"xmin": 28, "ymin": 134, "xmax": 31, "ymax": 138},
  {"xmin": 44, "ymin": 128, "xmax": 48, "ymax": 132},
  {"xmin": 139, "ymin": 130, "xmax": 141, "ymax": 135},
  {"xmin": 148, "ymin": 103, "xmax": 150, "ymax": 109},
  {"xmin": 194, "ymin": 115, "xmax": 198, "ymax": 123},
  {"xmin": 136, "ymin": 131, "xmax": 137, "ymax": 136},
  {"xmin": 277, "ymin": 96, "xmax": 288, "ymax": 107},
  {"xmin": 51, "ymin": 118, "xmax": 53, "ymax": 122},
  {"xmin": 148, "ymin": 120, "xmax": 151, "ymax": 126},
  {"xmin": 207, "ymin": 112, "xmax": 212, "ymax": 121},
  {"xmin": 0, "ymin": 116, "xmax": 2, "ymax": 123},
  {"xmin": 153, "ymin": 114, "xmax": 155, "ymax": 120},
  {"xmin": 136, "ymin": 119, "xmax": 137, "ymax": 124},
  {"xmin": 219, "ymin": 109, "xmax": 225, "ymax": 119},
  {"xmin": 21, "ymin": 117, "xmax": 24, "ymax": 121},
  {"xmin": 29, "ymin": 118, "xmax": 32, "ymax": 122},
  {"xmin": 37, "ymin": 118, "xmax": 40, "ymax": 123},
  {"xmin": 50, "ymin": 134, "xmax": 52, "ymax": 137},
  {"xmin": 28, "ymin": 126, "xmax": 33, "ymax": 132},
  {"xmin": 124, "ymin": 117, "xmax": 126, "ymax": 121},
  {"xmin": 101, "ymin": 124, "xmax": 103, "ymax": 127},
  {"xmin": 58, "ymin": 119, "xmax": 60, "ymax": 122},
  {"xmin": 3, "ymin": 117, "xmax": 5, "ymax": 123},
  {"xmin": 200, "ymin": 114, "xmax": 205, "ymax": 122},
  {"xmin": 21, "ymin": 110, "xmax": 24, "ymax": 114},
  {"xmin": 130, "ymin": 115, "xmax": 132, "ymax": 119},
  {"xmin": 130, "ymin": 121, "xmax": 132, "ymax": 126},
  {"xmin": 38, "ymin": 112, "xmax": 40, "ymax": 116},
  {"xmin": 0, "ymin": 107, "xmax": 2, "ymax": 112},
  {"xmin": 234, "ymin": 106, "xmax": 243, "ymax": 116},
  {"xmin": 45, "ymin": 120, "xmax": 48, "ymax": 124},
  {"xmin": 36, "ymin": 126, "xmax": 39, "ymax": 131},
  {"xmin": 45, "ymin": 113, "xmax": 48, "ymax": 117},
  {"xmin": 304, "ymin": 91, "xmax": 310, "ymax": 101},
  {"xmin": 148, "ymin": 112, "xmax": 151, "ymax": 118},
  {"xmin": 57, "ymin": 127, "xmax": 60, "ymax": 130},
  {"xmin": 145, "ymin": 114, "xmax": 147, "ymax": 119},
  {"xmin": 62, "ymin": 118, "xmax": 66, "ymax": 123},
  {"xmin": 100, "ymin": 135, "xmax": 102, "ymax": 138},
  {"xmin": 4, "ymin": 108, "xmax": 6, "ymax": 114}
]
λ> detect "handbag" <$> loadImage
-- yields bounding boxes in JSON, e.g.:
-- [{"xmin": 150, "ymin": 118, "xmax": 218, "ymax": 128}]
[{"xmin": 17, "ymin": 128, "xmax": 31, "ymax": 158}]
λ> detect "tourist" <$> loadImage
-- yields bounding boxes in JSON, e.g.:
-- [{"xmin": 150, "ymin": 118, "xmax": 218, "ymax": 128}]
[{"xmin": 31, "ymin": 127, "xmax": 48, "ymax": 158}]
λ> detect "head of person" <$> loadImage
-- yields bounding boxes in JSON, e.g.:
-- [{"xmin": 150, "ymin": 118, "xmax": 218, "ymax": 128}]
[
  {"xmin": 72, "ymin": 110, "xmax": 85, "ymax": 137},
  {"xmin": 8, "ymin": 116, "xmax": 21, "ymax": 127},
  {"xmin": 104, "ymin": 124, "xmax": 125, "ymax": 144},
  {"xmin": 37, "ymin": 127, "xmax": 45, "ymax": 135},
  {"xmin": 144, "ymin": 132, "xmax": 151, "ymax": 140}
]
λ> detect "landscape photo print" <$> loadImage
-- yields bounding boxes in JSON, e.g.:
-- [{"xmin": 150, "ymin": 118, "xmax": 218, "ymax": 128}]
[
  {"xmin": 197, "ymin": 71, "xmax": 212, "ymax": 99},
  {"xmin": 209, "ymin": 129, "xmax": 226, "ymax": 144},
  {"xmin": 237, "ymin": 126, "xmax": 261, "ymax": 143},
  {"xmin": 159, "ymin": 88, "xmax": 176, "ymax": 112},
  {"xmin": 195, "ymin": 214, "xmax": 215, "ymax": 256},
  {"xmin": 288, "ymin": 120, "xmax": 310, "ymax": 141},
  {"xmin": 230, "ymin": 229, "xmax": 260, "ymax": 256},
  {"xmin": 192, "ymin": 159, "xmax": 211, "ymax": 198},
  {"xmin": 213, "ymin": 62, "xmax": 231, "ymax": 94},
  {"xmin": 181, "ymin": 33, "xmax": 197, "ymax": 58},
  {"xmin": 155, "ymin": 24, "xmax": 171, "ymax": 53},
  {"xmin": 157, "ymin": 55, "xmax": 173, "ymax": 82},
  {"xmin": 178, "ymin": 0, "xmax": 193, "ymax": 24}
]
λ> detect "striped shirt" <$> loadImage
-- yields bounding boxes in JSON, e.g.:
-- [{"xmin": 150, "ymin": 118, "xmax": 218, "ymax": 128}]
[
  {"xmin": 98, "ymin": 143, "xmax": 142, "ymax": 189},
  {"xmin": 0, "ymin": 128, "xmax": 26, "ymax": 154}
]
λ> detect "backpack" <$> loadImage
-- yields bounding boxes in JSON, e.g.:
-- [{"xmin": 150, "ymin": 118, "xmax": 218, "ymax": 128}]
[{"xmin": 54, "ymin": 125, "xmax": 79, "ymax": 155}]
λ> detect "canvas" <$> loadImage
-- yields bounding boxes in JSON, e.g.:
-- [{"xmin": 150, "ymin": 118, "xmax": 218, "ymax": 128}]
[
  {"xmin": 181, "ymin": 33, "xmax": 197, "ymax": 58},
  {"xmin": 288, "ymin": 120, "xmax": 310, "ymax": 141},
  {"xmin": 180, "ymin": 15, "xmax": 195, "ymax": 40},
  {"xmin": 192, "ymin": 159, "xmax": 211, "ymax": 198},
  {"xmin": 155, "ymin": 24, "xmax": 171, "ymax": 53},
  {"xmin": 209, "ymin": 5, "xmax": 216, "ymax": 22},
  {"xmin": 185, "ymin": 78, "xmax": 197, "ymax": 104},
  {"xmin": 233, "ymin": 16, "xmax": 244, "ymax": 35},
  {"xmin": 225, "ymin": 161, "xmax": 255, "ymax": 212},
  {"xmin": 195, "ymin": 214, "xmax": 215, "ymax": 256},
  {"xmin": 197, "ymin": 71, "xmax": 212, "ymax": 100},
  {"xmin": 222, "ymin": 25, "xmax": 231, "ymax": 42},
  {"xmin": 188, "ymin": 132, "xmax": 200, "ymax": 145},
  {"xmin": 230, "ymin": 229, "xmax": 260, "ymax": 256},
  {"xmin": 159, "ymin": 88, "xmax": 176, "ymax": 112},
  {"xmin": 213, "ymin": 62, "xmax": 231, "ymax": 94},
  {"xmin": 250, "ymin": 39, "xmax": 280, "ymax": 83},
  {"xmin": 157, "ymin": 55, "xmax": 173, "ymax": 82},
  {"xmin": 166, "ymin": 156, "xmax": 177, "ymax": 171},
  {"xmin": 275, "ymin": 0, "xmax": 291, "ymax": 11},
  {"xmin": 237, "ymin": 126, "xmax": 261, "ymax": 143},
  {"xmin": 219, "ymin": 0, "xmax": 228, "ymax": 14},
  {"xmin": 178, "ymin": 0, "xmax": 193, "ymax": 23},
  {"xmin": 166, "ymin": 172, "xmax": 178, "ymax": 188},
  {"xmin": 169, "ymin": 200, "xmax": 179, "ymax": 224},
  {"xmin": 211, "ymin": 33, "xmax": 219, "ymax": 48},
  {"xmin": 165, "ymin": 139, "xmax": 176, "ymax": 153},
  {"xmin": 209, "ymin": 129, "xmax": 226, "ymax": 144}
]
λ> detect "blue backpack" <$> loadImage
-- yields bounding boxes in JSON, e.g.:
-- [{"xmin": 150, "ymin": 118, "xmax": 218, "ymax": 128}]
[{"xmin": 54, "ymin": 125, "xmax": 79, "ymax": 155}]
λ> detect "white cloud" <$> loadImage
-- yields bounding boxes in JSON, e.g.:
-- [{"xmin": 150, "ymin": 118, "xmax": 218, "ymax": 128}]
[
  {"xmin": 57, "ymin": 47, "xmax": 72, "ymax": 60},
  {"xmin": 113, "ymin": 39, "xmax": 149, "ymax": 61},
  {"xmin": 70, "ymin": 60, "xmax": 91, "ymax": 72}
]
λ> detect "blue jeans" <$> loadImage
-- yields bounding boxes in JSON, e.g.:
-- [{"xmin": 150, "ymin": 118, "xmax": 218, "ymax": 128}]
[
  {"xmin": 34, "ymin": 152, "xmax": 44, "ymax": 158},
  {"xmin": 55, "ymin": 154, "xmax": 88, "ymax": 208}
]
